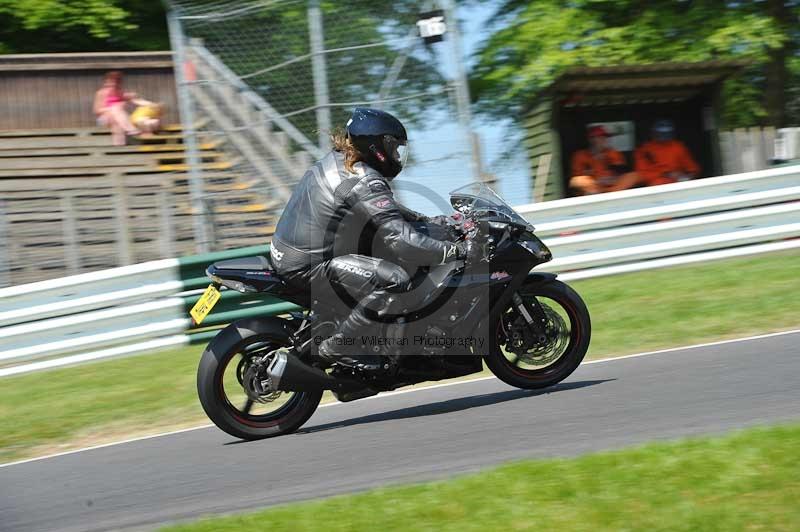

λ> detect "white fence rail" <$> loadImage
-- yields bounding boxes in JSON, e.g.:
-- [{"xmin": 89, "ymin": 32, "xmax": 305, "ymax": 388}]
[
  {"xmin": 516, "ymin": 165, "xmax": 800, "ymax": 234},
  {"xmin": 0, "ymin": 299, "xmax": 188, "ymax": 364},
  {"xmin": 516, "ymin": 165, "xmax": 800, "ymax": 277},
  {"xmin": 0, "ymin": 259, "xmax": 181, "ymax": 327},
  {"xmin": 1, "ymin": 164, "xmax": 799, "ymax": 376}
]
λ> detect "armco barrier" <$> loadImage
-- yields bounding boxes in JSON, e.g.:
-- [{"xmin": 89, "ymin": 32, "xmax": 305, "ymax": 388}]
[
  {"xmin": 515, "ymin": 165, "xmax": 800, "ymax": 234},
  {"xmin": 1, "ymin": 165, "xmax": 799, "ymax": 376}
]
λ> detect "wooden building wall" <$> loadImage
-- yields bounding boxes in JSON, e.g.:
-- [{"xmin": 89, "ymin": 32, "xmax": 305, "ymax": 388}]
[
  {"xmin": 523, "ymin": 98, "xmax": 564, "ymax": 203},
  {"xmin": 0, "ymin": 52, "xmax": 179, "ymax": 130}
]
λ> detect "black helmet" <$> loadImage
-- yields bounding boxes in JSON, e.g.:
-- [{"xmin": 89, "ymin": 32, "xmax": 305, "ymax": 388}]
[{"xmin": 345, "ymin": 107, "xmax": 408, "ymax": 179}]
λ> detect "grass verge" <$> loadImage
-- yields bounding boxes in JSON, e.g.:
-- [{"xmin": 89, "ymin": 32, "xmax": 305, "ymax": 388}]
[
  {"xmin": 1, "ymin": 250, "xmax": 799, "ymax": 463},
  {"xmin": 160, "ymin": 423, "xmax": 800, "ymax": 532}
]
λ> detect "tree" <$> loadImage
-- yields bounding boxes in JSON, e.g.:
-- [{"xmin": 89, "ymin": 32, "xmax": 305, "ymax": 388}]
[
  {"xmin": 0, "ymin": 0, "xmax": 169, "ymax": 53},
  {"xmin": 470, "ymin": 0, "xmax": 800, "ymax": 128}
]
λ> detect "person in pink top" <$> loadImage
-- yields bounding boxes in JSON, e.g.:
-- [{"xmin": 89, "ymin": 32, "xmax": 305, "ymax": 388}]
[{"xmin": 93, "ymin": 71, "xmax": 142, "ymax": 146}]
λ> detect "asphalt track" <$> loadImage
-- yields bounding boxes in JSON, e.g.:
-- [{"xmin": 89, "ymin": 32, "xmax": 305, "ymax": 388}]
[{"xmin": 2, "ymin": 331, "xmax": 799, "ymax": 532}]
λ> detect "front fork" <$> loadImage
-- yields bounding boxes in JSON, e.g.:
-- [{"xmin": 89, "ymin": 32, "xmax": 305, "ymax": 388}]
[{"xmin": 511, "ymin": 292, "xmax": 549, "ymax": 343}]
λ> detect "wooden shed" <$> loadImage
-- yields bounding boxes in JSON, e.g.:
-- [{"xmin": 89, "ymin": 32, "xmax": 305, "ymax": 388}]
[{"xmin": 523, "ymin": 60, "xmax": 746, "ymax": 201}]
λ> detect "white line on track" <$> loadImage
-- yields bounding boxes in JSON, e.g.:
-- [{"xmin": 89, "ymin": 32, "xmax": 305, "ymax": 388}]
[{"xmin": 2, "ymin": 328, "xmax": 799, "ymax": 470}]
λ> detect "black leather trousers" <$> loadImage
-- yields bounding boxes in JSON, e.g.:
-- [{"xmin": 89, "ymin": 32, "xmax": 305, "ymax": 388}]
[{"xmin": 281, "ymin": 254, "xmax": 411, "ymax": 351}]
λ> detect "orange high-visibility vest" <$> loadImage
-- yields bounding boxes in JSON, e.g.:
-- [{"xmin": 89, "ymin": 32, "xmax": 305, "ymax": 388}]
[
  {"xmin": 570, "ymin": 148, "xmax": 626, "ymax": 180},
  {"xmin": 634, "ymin": 140, "xmax": 700, "ymax": 185}
]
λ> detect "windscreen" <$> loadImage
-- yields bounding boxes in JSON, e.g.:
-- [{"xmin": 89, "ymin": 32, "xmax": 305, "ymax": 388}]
[{"xmin": 449, "ymin": 182, "xmax": 531, "ymax": 227}]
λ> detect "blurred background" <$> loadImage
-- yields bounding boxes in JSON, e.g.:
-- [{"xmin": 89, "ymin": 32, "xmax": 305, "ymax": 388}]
[{"xmin": 1, "ymin": 0, "xmax": 799, "ymax": 286}]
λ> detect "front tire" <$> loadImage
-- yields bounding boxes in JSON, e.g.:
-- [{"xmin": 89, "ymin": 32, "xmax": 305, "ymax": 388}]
[
  {"xmin": 485, "ymin": 279, "xmax": 591, "ymax": 390},
  {"xmin": 197, "ymin": 318, "xmax": 322, "ymax": 440}
]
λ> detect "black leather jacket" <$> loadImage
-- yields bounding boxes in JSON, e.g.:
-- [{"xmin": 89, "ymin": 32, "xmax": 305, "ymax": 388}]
[{"xmin": 271, "ymin": 151, "xmax": 458, "ymax": 273}]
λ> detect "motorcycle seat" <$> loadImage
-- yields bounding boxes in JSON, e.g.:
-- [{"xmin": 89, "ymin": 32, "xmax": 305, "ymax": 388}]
[{"xmin": 212, "ymin": 255, "xmax": 273, "ymax": 272}]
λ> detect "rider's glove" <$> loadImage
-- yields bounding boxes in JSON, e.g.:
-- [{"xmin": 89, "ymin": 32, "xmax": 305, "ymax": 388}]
[
  {"xmin": 455, "ymin": 239, "xmax": 481, "ymax": 264},
  {"xmin": 432, "ymin": 213, "xmax": 467, "ymax": 241},
  {"xmin": 429, "ymin": 213, "xmax": 464, "ymax": 227},
  {"xmin": 455, "ymin": 241, "xmax": 467, "ymax": 260}
]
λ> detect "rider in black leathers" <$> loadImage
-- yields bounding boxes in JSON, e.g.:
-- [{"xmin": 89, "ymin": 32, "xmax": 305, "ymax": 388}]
[{"xmin": 271, "ymin": 107, "xmax": 468, "ymax": 370}]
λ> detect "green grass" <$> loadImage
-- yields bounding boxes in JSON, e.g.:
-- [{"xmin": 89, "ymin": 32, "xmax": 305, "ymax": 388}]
[
  {"xmin": 160, "ymin": 423, "xmax": 800, "ymax": 532},
  {"xmin": 0, "ymin": 345, "xmax": 203, "ymax": 463},
  {"xmin": 577, "ymin": 249, "xmax": 800, "ymax": 354},
  {"xmin": 1, "ymin": 250, "xmax": 799, "ymax": 463}
]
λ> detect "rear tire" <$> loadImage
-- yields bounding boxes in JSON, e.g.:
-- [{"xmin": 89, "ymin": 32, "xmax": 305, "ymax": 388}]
[
  {"xmin": 197, "ymin": 318, "xmax": 322, "ymax": 440},
  {"xmin": 485, "ymin": 279, "xmax": 591, "ymax": 390}
]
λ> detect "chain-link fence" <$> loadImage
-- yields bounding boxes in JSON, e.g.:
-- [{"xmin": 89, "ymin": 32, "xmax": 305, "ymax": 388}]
[{"xmin": 166, "ymin": 0, "xmax": 488, "ymax": 253}]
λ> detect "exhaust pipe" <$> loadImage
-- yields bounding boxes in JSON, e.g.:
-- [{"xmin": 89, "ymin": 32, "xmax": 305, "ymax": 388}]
[
  {"xmin": 267, "ymin": 351, "xmax": 368, "ymax": 394},
  {"xmin": 267, "ymin": 351, "xmax": 334, "ymax": 391}
]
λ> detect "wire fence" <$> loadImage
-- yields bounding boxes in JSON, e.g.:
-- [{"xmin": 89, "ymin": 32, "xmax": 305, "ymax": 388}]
[{"xmin": 166, "ymin": 0, "xmax": 492, "ymax": 252}]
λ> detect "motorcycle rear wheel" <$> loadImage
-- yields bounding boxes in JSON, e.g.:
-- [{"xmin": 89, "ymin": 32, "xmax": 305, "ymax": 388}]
[
  {"xmin": 485, "ymin": 279, "xmax": 591, "ymax": 390},
  {"xmin": 197, "ymin": 318, "xmax": 323, "ymax": 440}
]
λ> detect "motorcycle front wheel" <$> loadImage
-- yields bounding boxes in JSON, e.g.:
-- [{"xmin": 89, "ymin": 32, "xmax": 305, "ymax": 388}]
[{"xmin": 484, "ymin": 279, "xmax": 591, "ymax": 390}]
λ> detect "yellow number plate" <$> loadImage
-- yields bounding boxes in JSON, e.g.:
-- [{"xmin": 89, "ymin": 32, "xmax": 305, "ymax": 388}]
[{"xmin": 190, "ymin": 284, "xmax": 221, "ymax": 325}]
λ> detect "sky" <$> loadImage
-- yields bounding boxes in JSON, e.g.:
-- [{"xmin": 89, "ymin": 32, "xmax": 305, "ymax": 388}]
[{"xmin": 393, "ymin": 1, "xmax": 532, "ymax": 214}]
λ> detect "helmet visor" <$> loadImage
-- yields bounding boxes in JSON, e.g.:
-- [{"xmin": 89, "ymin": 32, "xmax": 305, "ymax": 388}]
[
  {"xmin": 397, "ymin": 142, "xmax": 409, "ymax": 168},
  {"xmin": 385, "ymin": 135, "xmax": 409, "ymax": 168}
]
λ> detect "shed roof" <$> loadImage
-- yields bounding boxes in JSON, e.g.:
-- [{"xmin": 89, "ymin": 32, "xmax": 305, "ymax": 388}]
[{"xmin": 540, "ymin": 60, "xmax": 747, "ymax": 108}]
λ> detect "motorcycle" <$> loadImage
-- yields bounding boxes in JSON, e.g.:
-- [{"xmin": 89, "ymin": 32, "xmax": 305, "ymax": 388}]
[{"xmin": 192, "ymin": 182, "xmax": 591, "ymax": 439}]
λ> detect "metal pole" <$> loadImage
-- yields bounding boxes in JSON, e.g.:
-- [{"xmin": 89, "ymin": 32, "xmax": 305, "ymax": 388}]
[
  {"xmin": 441, "ymin": 0, "xmax": 482, "ymax": 182},
  {"xmin": 111, "ymin": 173, "xmax": 132, "ymax": 266},
  {"xmin": 309, "ymin": 0, "xmax": 331, "ymax": 151},
  {"xmin": 61, "ymin": 194, "xmax": 80, "ymax": 275},
  {"xmin": 167, "ymin": 8, "xmax": 211, "ymax": 253},
  {"xmin": 158, "ymin": 189, "xmax": 175, "ymax": 258},
  {"xmin": 0, "ymin": 200, "xmax": 9, "ymax": 287}
]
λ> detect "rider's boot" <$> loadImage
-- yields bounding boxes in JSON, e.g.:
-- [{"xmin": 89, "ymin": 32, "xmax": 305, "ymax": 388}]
[
  {"xmin": 318, "ymin": 333, "xmax": 385, "ymax": 371},
  {"xmin": 319, "ymin": 289, "xmax": 399, "ymax": 372}
]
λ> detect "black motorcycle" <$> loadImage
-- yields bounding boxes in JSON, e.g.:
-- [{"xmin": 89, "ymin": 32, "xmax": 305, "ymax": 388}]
[{"xmin": 193, "ymin": 183, "xmax": 591, "ymax": 439}]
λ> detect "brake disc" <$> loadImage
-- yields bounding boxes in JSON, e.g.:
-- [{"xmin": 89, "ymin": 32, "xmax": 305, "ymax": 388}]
[
  {"xmin": 513, "ymin": 305, "xmax": 570, "ymax": 366},
  {"xmin": 239, "ymin": 352, "xmax": 283, "ymax": 403}
]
